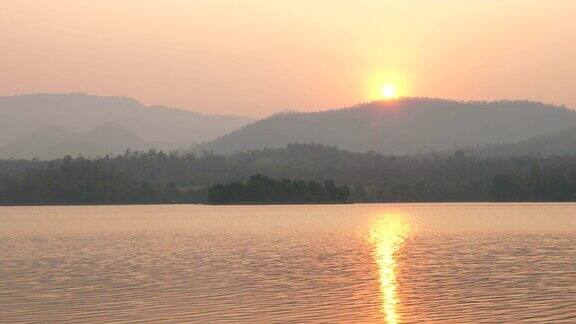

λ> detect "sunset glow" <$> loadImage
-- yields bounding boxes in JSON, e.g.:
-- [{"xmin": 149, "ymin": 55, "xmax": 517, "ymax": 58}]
[
  {"xmin": 382, "ymin": 85, "xmax": 397, "ymax": 99},
  {"xmin": 2, "ymin": 1, "xmax": 575, "ymax": 116},
  {"xmin": 2, "ymin": 0, "xmax": 576, "ymax": 322}
]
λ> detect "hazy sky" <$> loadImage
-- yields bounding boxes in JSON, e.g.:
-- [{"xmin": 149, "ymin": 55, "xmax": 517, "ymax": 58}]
[{"xmin": 2, "ymin": 0, "xmax": 575, "ymax": 116}]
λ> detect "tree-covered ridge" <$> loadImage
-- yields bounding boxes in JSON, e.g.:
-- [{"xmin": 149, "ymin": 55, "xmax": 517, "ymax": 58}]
[
  {"xmin": 208, "ymin": 175, "xmax": 350, "ymax": 204},
  {"xmin": 465, "ymin": 127, "xmax": 576, "ymax": 157},
  {"xmin": 202, "ymin": 98, "xmax": 576, "ymax": 155},
  {"xmin": 4, "ymin": 143, "xmax": 576, "ymax": 204}
]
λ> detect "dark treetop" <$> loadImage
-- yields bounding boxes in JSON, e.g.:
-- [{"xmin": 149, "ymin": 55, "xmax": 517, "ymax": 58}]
[{"xmin": 208, "ymin": 174, "xmax": 350, "ymax": 204}]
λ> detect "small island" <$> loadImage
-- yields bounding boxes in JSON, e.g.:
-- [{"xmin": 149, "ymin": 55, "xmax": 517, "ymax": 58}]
[{"xmin": 208, "ymin": 175, "xmax": 350, "ymax": 204}]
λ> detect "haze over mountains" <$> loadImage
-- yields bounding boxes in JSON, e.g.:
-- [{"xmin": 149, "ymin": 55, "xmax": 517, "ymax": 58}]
[
  {"xmin": 204, "ymin": 98, "xmax": 576, "ymax": 155},
  {"xmin": 2, "ymin": 94, "xmax": 576, "ymax": 159},
  {"xmin": 0, "ymin": 93, "xmax": 254, "ymax": 159}
]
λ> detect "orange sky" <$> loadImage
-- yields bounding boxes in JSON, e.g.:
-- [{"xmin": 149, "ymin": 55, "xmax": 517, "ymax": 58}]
[{"xmin": 1, "ymin": 0, "xmax": 575, "ymax": 116}]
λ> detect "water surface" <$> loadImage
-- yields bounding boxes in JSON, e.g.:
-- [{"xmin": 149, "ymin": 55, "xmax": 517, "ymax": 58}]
[{"xmin": 1, "ymin": 203, "xmax": 575, "ymax": 323}]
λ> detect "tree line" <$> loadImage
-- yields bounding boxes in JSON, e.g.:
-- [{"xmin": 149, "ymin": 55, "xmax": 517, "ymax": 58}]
[
  {"xmin": 3, "ymin": 143, "xmax": 576, "ymax": 204},
  {"xmin": 208, "ymin": 174, "xmax": 350, "ymax": 204},
  {"xmin": 0, "ymin": 156, "xmax": 184, "ymax": 205}
]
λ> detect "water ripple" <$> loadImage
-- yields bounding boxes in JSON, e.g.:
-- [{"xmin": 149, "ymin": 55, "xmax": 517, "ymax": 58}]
[{"xmin": 0, "ymin": 203, "xmax": 575, "ymax": 323}]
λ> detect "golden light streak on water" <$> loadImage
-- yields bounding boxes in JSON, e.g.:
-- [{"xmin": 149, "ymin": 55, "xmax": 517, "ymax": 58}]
[{"xmin": 369, "ymin": 214, "xmax": 411, "ymax": 324}]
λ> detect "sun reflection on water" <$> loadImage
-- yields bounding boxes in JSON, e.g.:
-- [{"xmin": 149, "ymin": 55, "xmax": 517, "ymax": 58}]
[{"xmin": 369, "ymin": 214, "xmax": 411, "ymax": 324}]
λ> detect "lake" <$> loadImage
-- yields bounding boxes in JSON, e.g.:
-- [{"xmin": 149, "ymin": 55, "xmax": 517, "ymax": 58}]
[{"xmin": 1, "ymin": 203, "xmax": 575, "ymax": 323}]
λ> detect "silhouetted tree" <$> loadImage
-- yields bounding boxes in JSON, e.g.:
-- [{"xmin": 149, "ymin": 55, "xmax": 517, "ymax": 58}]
[{"xmin": 208, "ymin": 175, "xmax": 350, "ymax": 204}]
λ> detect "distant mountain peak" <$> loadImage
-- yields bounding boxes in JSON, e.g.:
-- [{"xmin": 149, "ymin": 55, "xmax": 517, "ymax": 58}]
[{"xmin": 86, "ymin": 122, "xmax": 144, "ymax": 141}]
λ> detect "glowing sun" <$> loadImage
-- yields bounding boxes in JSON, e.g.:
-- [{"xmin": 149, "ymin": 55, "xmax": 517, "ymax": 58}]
[{"xmin": 382, "ymin": 85, "xmax": 397, "ymax": 99}]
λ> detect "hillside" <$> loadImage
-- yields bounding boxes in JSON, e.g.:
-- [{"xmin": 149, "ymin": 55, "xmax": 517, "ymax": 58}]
[
  {"xmin": 204, "ymin": 98, "xmax": 576, "ymax": 154},
  {"xmin": 0, "ymin": 123, "xmax": 151, "ymax": 159},
  {"xmin": 468, "ymin": 127, "xmax": 576, "ymax": 157},
  {"xmin": 0, "ymin": 93, "xmax": 254, "ymax": 158}
]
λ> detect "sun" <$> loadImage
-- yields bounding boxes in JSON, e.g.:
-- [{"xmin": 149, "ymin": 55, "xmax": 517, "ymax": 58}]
[{"xmin": 382, "ymin": 85, "xmax": 396, "ymax": 99}]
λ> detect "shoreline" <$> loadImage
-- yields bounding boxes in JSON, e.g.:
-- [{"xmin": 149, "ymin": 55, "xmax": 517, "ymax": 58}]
[{"xmin": 2, "ymin": 201, "xmax": 576, "ymax": 207}]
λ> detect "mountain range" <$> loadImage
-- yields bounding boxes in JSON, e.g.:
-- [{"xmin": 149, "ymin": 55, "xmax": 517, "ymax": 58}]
[
  {"xmin": 2, "ymin": 94, "xmax": 576, "ymax": 159},
  {"xmin": 0, "ymin": 93, "xmax": 254, "ymax": 159}
]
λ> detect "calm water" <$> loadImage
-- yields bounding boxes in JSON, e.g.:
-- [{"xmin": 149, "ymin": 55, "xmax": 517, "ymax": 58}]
[{"xmin": 1, "ymin": 203, "xmax": 575, "ymax": 323}]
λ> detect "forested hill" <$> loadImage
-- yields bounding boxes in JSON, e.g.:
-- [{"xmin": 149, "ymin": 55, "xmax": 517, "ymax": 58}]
[
  {"xmin": 466, "ymin": 127, "xmax": 576, "ymax": 157},
  {"xmin": 4, "ymin": 143, "xmax": 576, "ymax": 204},
  {"xmin": 203, "ymin": 98, "xmax": 576, "ymax": 154}
]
